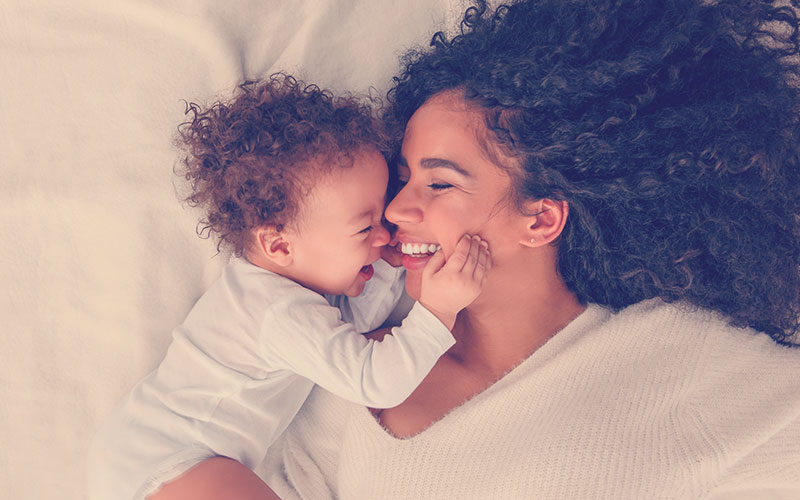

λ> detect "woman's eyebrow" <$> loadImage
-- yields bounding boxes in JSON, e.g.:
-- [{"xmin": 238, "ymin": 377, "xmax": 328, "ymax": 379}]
[{"xmin": 398, "ymin": 155, "xmax": 470, "ymax": 177}]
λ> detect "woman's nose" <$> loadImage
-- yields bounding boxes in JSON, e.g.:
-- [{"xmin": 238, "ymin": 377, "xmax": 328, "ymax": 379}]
[{"xmin": 385, "ymin": 185, "xmax": 423, "ymax": 225}]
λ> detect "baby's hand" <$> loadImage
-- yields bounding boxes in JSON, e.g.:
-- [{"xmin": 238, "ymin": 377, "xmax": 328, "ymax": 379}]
[{"xmin": 419, "ymin": 234, "xmax": 491, "ymax": 330}]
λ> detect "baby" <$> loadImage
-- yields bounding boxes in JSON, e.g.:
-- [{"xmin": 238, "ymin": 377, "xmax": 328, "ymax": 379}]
[{"xmin": 88, "ymin": 74, "xmax": 490, "ymax": 500}]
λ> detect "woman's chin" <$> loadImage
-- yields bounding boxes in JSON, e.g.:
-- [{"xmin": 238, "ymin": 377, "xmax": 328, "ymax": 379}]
[{"xmin": 403, "ymin": 269, "xmax": 422, "ymax": 301}]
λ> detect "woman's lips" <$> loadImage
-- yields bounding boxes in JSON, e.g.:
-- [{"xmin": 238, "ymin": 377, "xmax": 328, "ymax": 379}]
[
  {"xmin": 397, "ymin": 241, "xmax": 441, "ymax": 270},
  {"xmin": 401, "ymin": 253, "xmax": 433, "ymax": 270}
]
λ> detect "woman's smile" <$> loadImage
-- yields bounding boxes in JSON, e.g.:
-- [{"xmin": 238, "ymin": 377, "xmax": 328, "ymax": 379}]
[
  {"xmin": 396, "ymin": 239, "xmax": 441, "ymax": 270},
  {"xmin": 399, "ymin": 242, "xmax": 441, "ymax": 256}
]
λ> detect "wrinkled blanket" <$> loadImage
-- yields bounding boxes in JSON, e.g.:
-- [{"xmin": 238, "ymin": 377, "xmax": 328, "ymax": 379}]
[{"xmin": 0, "ymin": 1, "xmax": 462, "ymax": 498}]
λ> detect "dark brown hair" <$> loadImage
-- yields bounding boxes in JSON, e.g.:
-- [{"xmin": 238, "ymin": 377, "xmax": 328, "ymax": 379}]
[
  {"xmin": 387, "ymin": 0, "xmax": 800, "ymax": 344},
  {"xmin": 177, "ymin": 73, "xmax": 390, "ymax": 256}
]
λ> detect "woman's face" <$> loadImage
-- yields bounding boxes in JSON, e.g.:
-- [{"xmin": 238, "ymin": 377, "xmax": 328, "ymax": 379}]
[{"xmin": 385, "ymin": 91, "xmax": 528, "ymax": 300}]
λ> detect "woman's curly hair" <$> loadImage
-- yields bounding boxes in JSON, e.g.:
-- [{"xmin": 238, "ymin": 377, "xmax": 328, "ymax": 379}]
[
  {"xmin": 177, "ymin": 73, "xmax": 389, "ymax": 256},
  {"xmin": 386, "ymin": 0, "xmax": 800, "ymax": 344}
]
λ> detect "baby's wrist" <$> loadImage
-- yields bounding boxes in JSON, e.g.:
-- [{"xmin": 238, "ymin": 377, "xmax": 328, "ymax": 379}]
[{"xmin": 420, "ymin": 302, "xmax": 457, "ymax": 331}]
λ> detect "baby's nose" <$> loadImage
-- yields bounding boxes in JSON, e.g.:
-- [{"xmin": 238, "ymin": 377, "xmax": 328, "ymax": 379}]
[{"xmin": 372, "ymin": 223, "xmax": 391, "ymax": 246}]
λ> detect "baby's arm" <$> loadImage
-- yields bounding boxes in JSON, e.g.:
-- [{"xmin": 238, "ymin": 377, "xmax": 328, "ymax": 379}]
[{"xmin": 267, "ymin": 235, "xmax": 491, "ymax": 409}]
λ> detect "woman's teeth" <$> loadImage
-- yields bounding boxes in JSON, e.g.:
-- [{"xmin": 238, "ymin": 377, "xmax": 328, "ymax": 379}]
[{"xmin": 400, "ymin": 242, "xmax": 441, "ymax": 256}]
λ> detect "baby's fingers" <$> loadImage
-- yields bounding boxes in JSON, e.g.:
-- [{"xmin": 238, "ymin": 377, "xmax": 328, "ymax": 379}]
[
  {"xmin": 422, "ymin": 247, "xmax": 446, "ymax": 279},
  {"xmin": 443, "ymin": 234, "xmax": 472, "ymax": 272},
  {"xmin": 474, "ymin": 239, "xmax": 491, "ymax": 282},
  {"xmin": 462, "ymin": 235, "xmax": 483, "ymax": 274},
  {"xmin": 462, "ymin": 235, "xmax": 489, "ymax": 279}
]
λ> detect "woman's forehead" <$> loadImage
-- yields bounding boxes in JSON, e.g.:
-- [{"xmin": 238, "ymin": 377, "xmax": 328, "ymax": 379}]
[
  {"xmin": 404, "ymin": 92, "xmax": 483, "ymax": 147},
  {"xmin": 410, "ymin": 89, "xmax": 477, "ymax": 123},
  {"xmin": 403, "ymin": 90, "xmax": 521, "ymax": 177}
]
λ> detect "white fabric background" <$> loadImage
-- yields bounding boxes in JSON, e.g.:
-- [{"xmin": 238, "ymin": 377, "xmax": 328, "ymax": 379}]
[{"xmin": 0, "ymin": 1, "xmax": 464, "ymax": 498}]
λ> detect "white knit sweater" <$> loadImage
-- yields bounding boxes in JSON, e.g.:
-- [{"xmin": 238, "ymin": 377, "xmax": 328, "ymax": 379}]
[{"xmin": 258, "ymin": 299, "xmax": 800, "ymax": 500}]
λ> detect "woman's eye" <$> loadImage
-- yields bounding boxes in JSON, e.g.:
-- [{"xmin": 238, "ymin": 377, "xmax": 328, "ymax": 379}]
[{"xmin": 428, "ymin": 183, "xmax": 453, "ymax": 191}]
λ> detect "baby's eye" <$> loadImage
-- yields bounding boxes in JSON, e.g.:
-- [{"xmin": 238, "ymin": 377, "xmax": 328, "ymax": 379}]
[
  {"xmin": 359, "ymin": 225, "xmax": 374, "ymax": 234},
  {"xmin": 428, "ymin": 183, "xmax": 453, "ymax": 191}
]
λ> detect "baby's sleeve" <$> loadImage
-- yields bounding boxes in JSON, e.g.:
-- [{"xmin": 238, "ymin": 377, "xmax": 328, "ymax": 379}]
[
  {"xmin": 326, "ymin": 259, "xmax": 406, "ymax": 332},
  {"xmin": 264, "ymin": 292, "xmax": 454, "ymax": 409}
]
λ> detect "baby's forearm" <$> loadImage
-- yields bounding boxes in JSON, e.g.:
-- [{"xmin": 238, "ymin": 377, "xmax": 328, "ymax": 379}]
[
  {"xmin": 418, "ymin": 306, "xmax": 458, "ymax": 331},
  {"xmin": 148, "ymin": 457, "xmax": 281, "ymax": 500}
]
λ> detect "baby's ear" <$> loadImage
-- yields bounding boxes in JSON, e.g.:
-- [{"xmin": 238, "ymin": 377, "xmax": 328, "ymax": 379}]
[{"xmin": 252, "ymin": 226, "xmax": 293, "ymax": 267}]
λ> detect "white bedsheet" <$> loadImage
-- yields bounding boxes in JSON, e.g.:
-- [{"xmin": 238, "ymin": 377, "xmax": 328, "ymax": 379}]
[{"xmin": 0, "ymin": 1, "xmax": 463, "ymax": 498}]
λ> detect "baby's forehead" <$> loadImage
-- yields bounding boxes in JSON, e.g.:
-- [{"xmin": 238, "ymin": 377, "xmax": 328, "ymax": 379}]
[{"xmin": 294, "ymin": 148, "xmax": 389, "ymax": 219}]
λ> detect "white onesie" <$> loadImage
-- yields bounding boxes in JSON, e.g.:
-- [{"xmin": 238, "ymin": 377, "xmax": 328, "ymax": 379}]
[{"xmin": 87, "ymin": 257, "xmax": 452, "ymax": 500}]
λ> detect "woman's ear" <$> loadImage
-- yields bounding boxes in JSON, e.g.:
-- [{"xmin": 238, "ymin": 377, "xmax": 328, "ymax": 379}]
[
  {"xmin": 519, "ymin": 199, "xmax": 569, "ymax": 247},
  {"xmin": 252, "ymin": 226, "xmax": 293, "ymax": 267}
]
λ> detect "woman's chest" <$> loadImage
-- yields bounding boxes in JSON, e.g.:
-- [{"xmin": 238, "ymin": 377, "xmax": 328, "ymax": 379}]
[
  {"xmin": 370, "ymin": 357, "xmax": 491, "ymax": 438},
  {"xmin": 335, "ymin": 370, "xmax": 719, "ymax": 500}
]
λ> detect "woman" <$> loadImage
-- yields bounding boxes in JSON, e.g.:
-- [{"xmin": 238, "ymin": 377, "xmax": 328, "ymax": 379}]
[{"xmin": 257, "ymin": 0, "xmax": 800, "ymax": 498}]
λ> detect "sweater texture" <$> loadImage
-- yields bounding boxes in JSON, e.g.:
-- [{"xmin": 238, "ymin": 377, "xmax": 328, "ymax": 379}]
[{"xmin": 259, "ymin": 299, "xmax": 800, "ymax": 499}]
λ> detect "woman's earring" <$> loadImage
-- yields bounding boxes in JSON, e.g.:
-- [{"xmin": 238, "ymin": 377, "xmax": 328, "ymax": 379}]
[{"xmin": 530, "ymin": 237, "xmax": 536, "ymax": 243}]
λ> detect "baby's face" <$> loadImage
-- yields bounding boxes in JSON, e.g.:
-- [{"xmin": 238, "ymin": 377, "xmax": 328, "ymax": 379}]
[{"xmin": 286, "ymin": 148, "xmax": 391, "ymax": 297}]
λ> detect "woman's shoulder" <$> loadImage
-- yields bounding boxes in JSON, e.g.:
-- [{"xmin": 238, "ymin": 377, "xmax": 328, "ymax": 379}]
[
  {"xmin": 628, "ymin": 300, "xmax": 800, "ymax": 495},
  {"xmin": 570, "ymin": 299, "xmax": 800, "ymax": 417},
  {"xmin": 605, "ymin": 299, "xmax": 800, "ymax": 386},
  {"xmin": 608, "ymin": 298, "xmax": 799, "ymax": 355},
  {"xmin": 552, "ymin": 300, "xmax": 800, "ymax": 494}
]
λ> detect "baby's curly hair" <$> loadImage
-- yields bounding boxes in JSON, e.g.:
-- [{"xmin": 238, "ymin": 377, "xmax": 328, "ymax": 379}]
[
  {"xmin": 177, "ymin": 73, "xmax": 389, "ymax": 256},
  {"xmin": 386, "ymin": 0, "xmax": 800, "ymax": 344}
]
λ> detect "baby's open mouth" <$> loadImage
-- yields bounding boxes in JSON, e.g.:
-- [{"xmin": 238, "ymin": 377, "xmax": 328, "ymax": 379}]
[
  {"xmin": 400, "ymin": 242, "xmax": 441, "ymax": 257},
  {"xmin": 358, "ymin": 264, "xmax": 374, "ymax": 280}
]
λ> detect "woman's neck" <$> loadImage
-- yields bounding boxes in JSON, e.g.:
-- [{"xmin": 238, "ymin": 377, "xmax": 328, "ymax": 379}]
[{"xmin": 447, "ymin": 252, "xmax": 585, "ymax": 378}]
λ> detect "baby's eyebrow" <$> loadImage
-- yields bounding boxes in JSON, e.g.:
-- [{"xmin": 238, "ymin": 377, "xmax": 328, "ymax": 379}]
[
  {"xmin": 349, "ymin": 208, "xmax": 376, "ymax": 226},
  {"xmin": 398, "ymin": 155, "xmax": 470, "ymax": 177}
]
